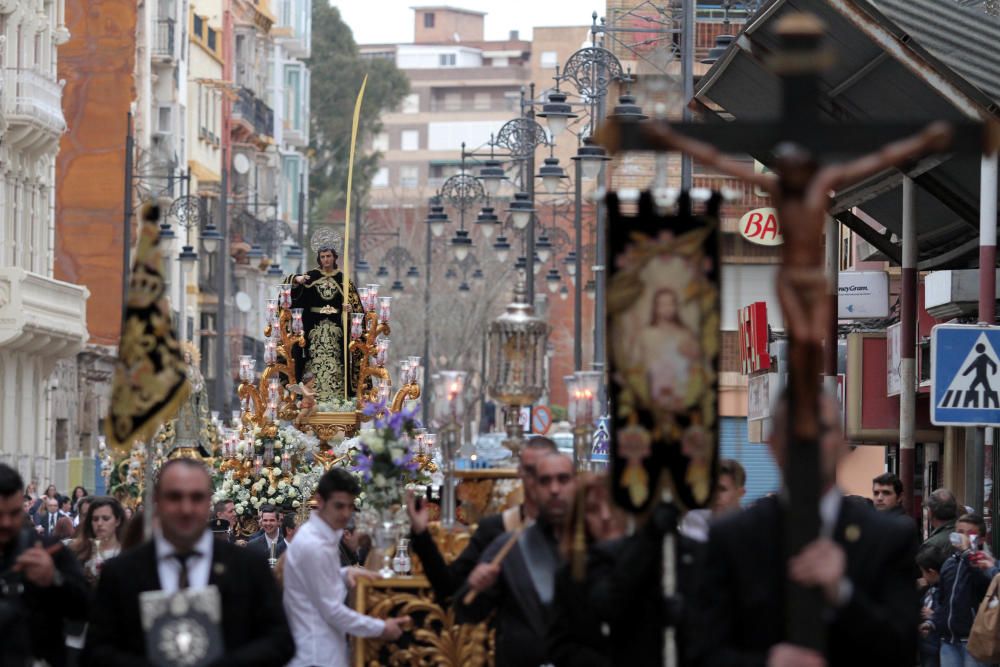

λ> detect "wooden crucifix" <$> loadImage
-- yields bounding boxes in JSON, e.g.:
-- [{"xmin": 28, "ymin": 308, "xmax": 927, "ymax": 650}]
[{"xmin": 596, "ymin": 10, "xmax": 996, "ymax": 653}]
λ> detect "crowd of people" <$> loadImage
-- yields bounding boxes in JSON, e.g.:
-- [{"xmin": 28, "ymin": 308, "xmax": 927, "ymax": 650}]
[{"xmin": 1, "ymin": 402, "xmax": 998, "ymax": 667}]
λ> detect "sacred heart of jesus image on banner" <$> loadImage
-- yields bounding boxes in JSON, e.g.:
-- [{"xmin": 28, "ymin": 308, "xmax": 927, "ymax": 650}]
[{"xmin": 606, "ymin": 190, "xmax": 720, "ymax": 515}]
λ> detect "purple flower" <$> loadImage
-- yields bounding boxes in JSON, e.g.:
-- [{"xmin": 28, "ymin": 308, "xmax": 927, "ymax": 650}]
[
  {"xmin": 362, "ymin": 400, "xmax": 387, "ymax": 418},
  {"xmin": 352, "ymin": 452, "xmax": 374, "ymax": 481}
]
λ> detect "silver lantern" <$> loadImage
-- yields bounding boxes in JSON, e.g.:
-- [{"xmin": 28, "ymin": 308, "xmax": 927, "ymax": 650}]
[{"xmin": 487, "ymin": 280, "xmax": 550, "ymax": 460}]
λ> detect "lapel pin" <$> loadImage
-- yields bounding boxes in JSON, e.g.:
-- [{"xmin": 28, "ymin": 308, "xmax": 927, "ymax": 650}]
[
  {"xmin": 845, "ymin": 524, "xmax": 861, "ymax": 543},
  {"xmin": 213, "ymin": 563, "xmax": 226, "ymax": 576}
]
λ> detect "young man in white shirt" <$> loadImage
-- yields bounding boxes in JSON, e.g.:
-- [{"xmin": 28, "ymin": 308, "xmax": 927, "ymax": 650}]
[{"xmin": 284, "ymin": 468, "xmax": 410, "ymax": 667}]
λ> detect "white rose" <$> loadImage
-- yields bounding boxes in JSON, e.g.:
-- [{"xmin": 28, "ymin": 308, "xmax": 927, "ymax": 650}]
[
  {"xmin": 251, "ymin": 497, "xmax": 261, "ymax": 506},
  {"xmin": 274, "ymin": 456, "xmax": 281, "ymax": 464},
  {"xmin": 293, "ymin": 475, "xmax": 302, "ymax": 486},
  {"xmin": 276, "ymin": 495, "xmax": 285, "ymax": 504},
  {"xmin": 235, "ymin": 503, "xmax": 245, "ymax": 514},
  {"xmin": 292, "ymin": 500, "xmax": 301, "ymax": 508},
  {"xmin": 374, "ymin": 474, "xmax": 387, "ymax": 488},
  {"xmin": 268, "ymin": 485, "xmax": 277, "ymax": 495},
  {"xmin": 389, "ymin": 447, "xmax": 404, "ymax": 461},
  {"xmin": 287, "ymin": 487, "xmax": 298, "ymax": 498},
  {"xmin": 278, "ymin": 481, "xmax": 287, "ymax": 490}
]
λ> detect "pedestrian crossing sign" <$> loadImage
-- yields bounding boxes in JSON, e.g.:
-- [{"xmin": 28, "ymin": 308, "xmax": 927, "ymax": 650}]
[{"xmin": 931, "ymin": 324, "xmax": 1000, "ymax": 426}]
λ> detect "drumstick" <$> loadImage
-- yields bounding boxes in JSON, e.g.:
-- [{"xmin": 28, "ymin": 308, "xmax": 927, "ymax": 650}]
[{"xmin": 462, "ymin": 529, "xmax": 522, "ymax": 606}]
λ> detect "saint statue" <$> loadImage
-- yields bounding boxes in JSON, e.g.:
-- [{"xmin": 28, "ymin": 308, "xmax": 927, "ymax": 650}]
[{"xmin": 288, "ymin": 229, "xmax": 363, "ymax": 404}]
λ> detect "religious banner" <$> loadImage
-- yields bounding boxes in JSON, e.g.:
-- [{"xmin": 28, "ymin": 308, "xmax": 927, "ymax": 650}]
[
  {"xmin": 606, "ymin": 190, "xmax": 720, "ymax": 514},
  {"xmin": 105, "ymin": 204, "xmax": 190, "ymax": 455}
]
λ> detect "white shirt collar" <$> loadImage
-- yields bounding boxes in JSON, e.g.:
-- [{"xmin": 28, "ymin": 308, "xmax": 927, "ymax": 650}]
[{"xmin": 154, "ymin": 527, "xmax": 214, "ymax": 561}]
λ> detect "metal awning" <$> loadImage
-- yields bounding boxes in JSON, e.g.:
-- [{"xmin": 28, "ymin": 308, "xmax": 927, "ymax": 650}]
[{"xmin": 694, "ymin": 0, "xmax": 1000, "ymax": 269}]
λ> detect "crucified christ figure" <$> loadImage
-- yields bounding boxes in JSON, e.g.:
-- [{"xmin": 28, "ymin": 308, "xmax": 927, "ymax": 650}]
[{"xmin": 598, "ymin": 119, "xmax": 952, "ymax": 440}]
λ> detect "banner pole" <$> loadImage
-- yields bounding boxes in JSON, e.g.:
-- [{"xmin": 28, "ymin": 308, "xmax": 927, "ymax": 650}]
[{"xmin": 343, "ymin": 75, "xmax": 368, "ymax": 400}]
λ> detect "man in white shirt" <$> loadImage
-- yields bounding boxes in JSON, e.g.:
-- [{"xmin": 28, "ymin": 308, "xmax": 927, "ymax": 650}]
[{"xmin": 284, "ymin": 468, "xmax": 410, "ymax": 667}]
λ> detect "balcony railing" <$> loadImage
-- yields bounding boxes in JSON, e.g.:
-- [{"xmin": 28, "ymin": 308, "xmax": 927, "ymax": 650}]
[
  {"xmin": 233, "ymin": 86, "xmax": 274, "ymax": 138},
  {"xmin": 152, "ymin": 19, "xmax": 176, "ymax": 60},
  {"xmin": 5, "ymin": 68, "xmax": 65, "ymax": 134}
]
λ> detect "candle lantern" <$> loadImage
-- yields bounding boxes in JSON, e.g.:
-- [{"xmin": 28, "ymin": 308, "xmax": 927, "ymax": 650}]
[
  {"xmin": 379, "ymin": 296, "xmax": 392, "ymax": 324},
  {"xmin": 367, "ymin": 283, "xmax": 380, "ymax": 307},
  {"xmin": 376, "ymin": 338, "xmax": 389, "ymax": 367},
  {"xmin": 400, "ymin": 359, "xmax": 411, "ymax": 385},
  {"xmin": 432, "ymin": 370, "xmax": 467, "ymax": 527},
  {"xmin": 351, "ymin": 312, "xmax": 364, "ymax": 340},
  {"xmin": 569, "ymin": 370, "xmax": 602, "ymax": 471},
  {"xmin": 279, "ymin": 284, "xmax": 292, "ymax": 309},
  {"xmin": 358, "ymin": 287, "xmax": 370, "ymax": 312},
  {"xmin": 290, "ymin": 308, "xmax": 304, "ymax": 334},
  {"xmin": 408, "ymin": 356, "xmax": 422, "ymax": 385},
  {"xmin": 266, "ymin": 299, "xmax": 279, "ymax": 325},
  {"xmin": 486, "ymin": 280, "xmax": 549, "ymax": 460},
  {"xmin": 264, "ymin": 341, "xmax": 277, "ymax": 365}
]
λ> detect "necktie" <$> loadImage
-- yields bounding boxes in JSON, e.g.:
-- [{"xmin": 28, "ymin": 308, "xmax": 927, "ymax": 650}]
[
  {"xmin": 173, "ymin": 552, "xmax": 197, "ymax": 590},
  {"xmin": 49, "ymin": 514, "xmax": 54, "ymax": 531}
]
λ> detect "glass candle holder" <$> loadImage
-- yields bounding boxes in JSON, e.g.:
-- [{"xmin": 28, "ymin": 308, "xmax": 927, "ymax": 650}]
[
  {"xmin": 379, "ymin": 296, "xmax": 392, "ymax": 324},
  {"xmin": 367, "ymin": 283, "xmax": 380, "ymax": 305},
  {"xmin": 291, "ymin": 308, "xmax": 304, "ymax": 334},
  {"xmin": 266, "ymin": 299, "xmax": 279, "ymax": 324},
  {"xmin": 400, "ymin": 359, "xmax": 411, "ymax": 385},
  {"xmin": 264, "ymin": 341, "xmax": 277, "ymax": 365},
  {"xmin": 376, "ymin": 338, "xmax": 389, "ymax": 367},
  {"xmin": 351, "ymin": 312, "xmax": 364, "ymax": 340},
  {"xmin": 279, "ymin": 284, "xmax": 292, "ymax": 309},
  {"xmin": 358, "ymin": 287, "xmax": 370, "ymax": 312},
  {"xmin": 433, "ymin": 371, "xmax": 467, "ymax": 423},
  {"xmin": 574, "ymin": 371, "xmax": 602, "ymax": 427},
  {"xmin": 254, "ymin": 456, "xmax": 263, "ymax": 476},
  {"xmin": 281, "ymin": 451, "xmax": 291, "ymax": 473}
]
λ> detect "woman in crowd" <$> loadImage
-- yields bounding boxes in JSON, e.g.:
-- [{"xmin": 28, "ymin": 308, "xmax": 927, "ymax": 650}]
[
  {"xmin": 73, "ymin": 496, "xmax": 92, "ymax": 530},
  {"xmin": 53, "ymin": 516, "xmax": 75, "ymax": 542},
  {"xmin": 69, "ymin": 496, "xmax": 125, "ymax": 586}
]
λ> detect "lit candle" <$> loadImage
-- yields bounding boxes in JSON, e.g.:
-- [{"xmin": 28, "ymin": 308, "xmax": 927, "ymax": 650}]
[
  {"xmin": 351, "ymin": 312, "xmax": 364, "ymax": 340},
  {"xmin": 376, "ymin": 338, "xmax": 389, "ymax": 366},
  {"xmin": 254, "ymin": 456, "xmax": 263, "ymax": 475},
  {"xmin": 281, "ymin": 451, "xmax": 291, "ymax": 473},
  {"xmin": 279, "ymin": 284, "xmax": 292, "ymax": 309},
  {"xmin": 379, "ymin": 296, "xmax": 392, "ymax": 324},
  {"xmin": 291, "ymin": 308, "xmax": 304, "ymax": 334},
  {"xmin": 266, "ymin": 299, "xmax": 278, "ymax": 323},
  {"xmin": 358, "ymin": 287, "xmax": 370, "ymax": 312},
  {"xmin": 264, "ymin": 341, "xmax": 276, "ymax": 365}
]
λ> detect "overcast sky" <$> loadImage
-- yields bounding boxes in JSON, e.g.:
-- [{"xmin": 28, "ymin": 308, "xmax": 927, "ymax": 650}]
[{"xmin": 329, "ymin": 0, "xmax": 594, "ymax": 45}]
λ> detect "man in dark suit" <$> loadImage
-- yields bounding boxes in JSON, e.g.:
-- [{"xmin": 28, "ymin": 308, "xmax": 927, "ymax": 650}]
[
  {"xmin": 34, "ymin": 496, "xmax": 68, "ymax": 537},
  {"xmin": 83, "ymin": 458, "xmax": 295, "ymax": 667},
  {"xmin": 456, "ymin": 452, "xmax": 577, "ymax": 667},
  {"xmin": 406, "ymin": 436, "xmax": 558, "ymax": 605},
  {"xmin": 246, "ymin": 504, "xmax": 286, "ymax": 564},
  {"xmin": 0, "ymin": 464, "xmax": 90, "ymax": 667},
  {"xmin": 695, "ymin": 396, "xmax": 919, "ymax": 667}
]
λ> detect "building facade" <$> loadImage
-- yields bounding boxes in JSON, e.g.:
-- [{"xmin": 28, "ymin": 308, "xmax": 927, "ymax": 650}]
[{"xmin": 1, "ymin": 0, "xmax": 90, "ymax": 486}]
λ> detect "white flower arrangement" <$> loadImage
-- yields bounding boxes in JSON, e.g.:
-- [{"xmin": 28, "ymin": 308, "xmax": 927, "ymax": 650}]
[{"xmin": 316, "ymin": 397, "xmax": 357, "ymax": 413}]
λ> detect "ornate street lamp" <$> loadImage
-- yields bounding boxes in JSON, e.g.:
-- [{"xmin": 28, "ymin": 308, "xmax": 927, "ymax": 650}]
[
  {"xmin": 536, "ymin": 83, "xmax": 578, "ymax": 137},
  {"xmin": 608, "ymin": 91, "xmax": 648, "ymax": 121},
  {"xmin": 478, "ymin": 158, "xmax": 507, "ymax": 197},
  {"xmin": 572, "ymin": 136, "xmax": 612, "ymax": 180},
  {"xmin": 200, "ymin": 222, "xmax": 223, "ymax": 254},
  {"xmin": 537, "ymin": 154, "xmax": 568, "ymax": 195},
  {"xmin": 475, "ymin": 205, "xmax": 499, "ymax": 239},
  {"xmin": 536, "ymin": 233, "xmax": 553, "ymax": 263},
  {"xmin": 507, "ymin": 192, "xmax": 535, "ymax": 230},
  {"xmin": 545, "ymin": 267, "xmax": 561, "ymax": 293},
  {"xmin": 356, "ymin": 258, "xmax": 371, "ymax": 278},
  {"xmin": 425, "ymin": 200, "xmax": 450, "ymax": 238},
  {"xmin": 487, "ymin": 280, "xmax": 550, "ymax": 460},
  {"xmin": 493, "ymin": 235, "xmax": 511, "ymax": 263},
  {"xmin": 376, "ymin": 265, "xmax": 390, "ymax": 278},
  {"xmin": 406, "ymin": 265, "xmax": 420, "ymax": 287},
  {"xmin": 450, "ymin": 228, "xmax": 472, "ymax": 261}
]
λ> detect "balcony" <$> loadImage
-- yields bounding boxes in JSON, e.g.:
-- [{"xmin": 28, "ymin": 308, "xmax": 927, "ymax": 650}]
[
  {"xmin": 4, "ymin": 68, "xmax": 66, "ymax": 145},
  {"xmin": 232, "ymin": 86, "xmax": 274, "ymax": 139},
  {"xmin": 0, "ymin": 268, "xmax": 89, "ymax": 356},
  {"xmin": 152, "ymin": 19, "xmax": 176, "ymax": 61}
]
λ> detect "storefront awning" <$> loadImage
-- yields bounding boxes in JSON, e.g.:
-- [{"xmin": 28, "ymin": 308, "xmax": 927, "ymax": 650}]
[{"xmin": 694, "ymin": 0, "xmax": 1000, "ymax": 269}]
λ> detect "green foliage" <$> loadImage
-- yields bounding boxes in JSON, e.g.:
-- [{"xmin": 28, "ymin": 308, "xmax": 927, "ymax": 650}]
[{"xmin": 308, "ymin": 4, "xmax": 409, "ymax": 228}]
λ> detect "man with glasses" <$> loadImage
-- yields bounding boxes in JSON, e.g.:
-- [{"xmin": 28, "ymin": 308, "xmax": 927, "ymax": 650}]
[
  {"xmin": 406, "ymin": 436, "xmax": 558, "ymax": 605},
  {"xmin": 456, "ymin": 452, "xmax": 577, "ymax": 666},
  {"xmin": 83, "ymin": 458, "xmax": 295, "ymax": 666}
]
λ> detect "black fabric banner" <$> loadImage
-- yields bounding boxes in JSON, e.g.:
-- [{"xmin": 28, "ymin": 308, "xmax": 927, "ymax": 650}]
[
  {"xmin": 106, "ymin": 204, "xmax": 190, "ymax": 454},
  {"xmin": 606, "ymin": 191, "xmax": 721, "ymax": 514}
]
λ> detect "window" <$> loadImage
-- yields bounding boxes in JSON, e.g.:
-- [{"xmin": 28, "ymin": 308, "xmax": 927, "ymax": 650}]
[
  {"xmin": 443, "ymin": 92, "xmax": 462, "ymax": 111},
  {"xmin": 284, "ymin": 65, "xmax": 303, "ymax": 131},
  {"xmin": 372, "ymin": 167, "xmax": 389, "ymax": 188},
  {"xmin": 492, "ymin": 57, "xmax": 509, "ymax": 67},
  {"xmin": 503, "ymin": 91, "xmax": 520, "ymax": 112},
  {"xmin": 193, "ymin": 14, "xmax": 203, "ymax": 39},
  {"xmin": 473, "ymin": 92, "xmax": 491, "ymax": 111},
  {"xmin": 439, "ymin": 53, "xmax": 456, "ymax": 67},
  {"xmin": 207, "ymin": 27, "xmax": 217, "ymax": 51},
  {"xmin": 55, "ymin": 419, "xmax": 68, "ymax": 459},
  {"xmin": 400, "ymin": 130, "xmax": 419, "ymax": 151},
  {"xmin": 540, "ymin": 51, "xmax": 559, "ymax": 68},
  {"xmin": 401, "ymin": 93, "xmax": 419, "ymax": 114},
  {"xmin": 400, "ymin": 166, "xmax": 419, "ymax": 189},
  {"xmin": 424, "ymin": 12, "xmax": 435, "ymax": 28},
  {"xmin": 372, "ymin": 132, "xmax": 389, "ymax": 152},
  {"xmin": 158, "ymin": 105, "xmax": 172, "ymax": 133}
]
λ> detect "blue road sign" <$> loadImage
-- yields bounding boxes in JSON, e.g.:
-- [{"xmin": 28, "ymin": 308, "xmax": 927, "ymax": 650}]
[{"xmin": 931, "ymin": 324, "xmax": 1000, "ymax": 426}]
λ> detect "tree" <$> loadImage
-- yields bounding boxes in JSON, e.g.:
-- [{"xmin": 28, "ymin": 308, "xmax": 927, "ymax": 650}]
[{"xmin": 307, "ymin": 4, "xmax": 408, "ymax": 229}]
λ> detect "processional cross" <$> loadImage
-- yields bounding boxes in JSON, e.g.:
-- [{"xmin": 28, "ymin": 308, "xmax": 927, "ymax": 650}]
[{"xmin": 597, "ymin": 11, "xmax": 996, "ymax": 652}]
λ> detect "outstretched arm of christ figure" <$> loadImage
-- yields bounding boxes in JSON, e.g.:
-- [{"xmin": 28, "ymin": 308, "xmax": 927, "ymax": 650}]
[{"xmin": 807, "ymin": 121, "xmax": 952, "ymax": 212}]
